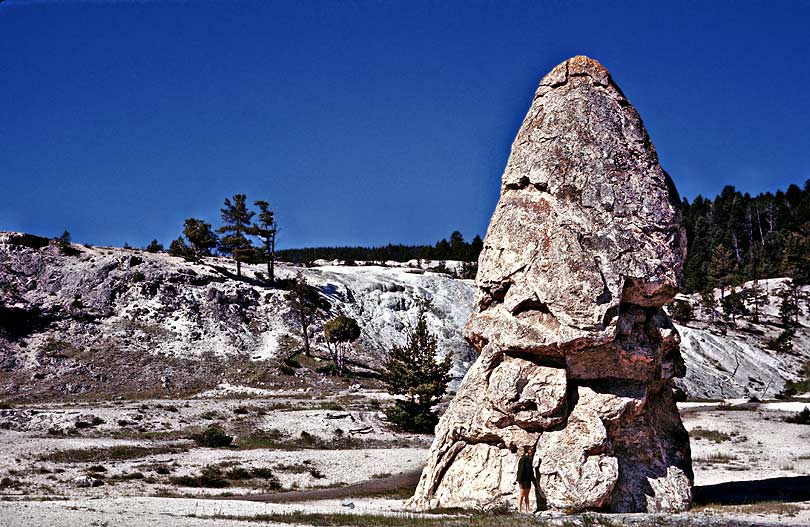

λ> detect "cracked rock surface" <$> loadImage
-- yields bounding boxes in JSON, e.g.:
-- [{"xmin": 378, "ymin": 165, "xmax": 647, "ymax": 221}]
[{"xmin": 407, "ymin": 56, "xmax": 693, "ymax": 513}]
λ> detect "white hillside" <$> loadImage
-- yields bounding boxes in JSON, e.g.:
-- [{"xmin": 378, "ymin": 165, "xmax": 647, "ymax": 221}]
[
  {"xmin": 0, "ymin": 232, "xmax": 476, "ymax": 397},
  {"xmin": 1, "ymin": 231, "xmax": 807, "ymax": 400},
  {"xmin": 672, "ymin": 278, "xmax": 810, "ymax": 399}
]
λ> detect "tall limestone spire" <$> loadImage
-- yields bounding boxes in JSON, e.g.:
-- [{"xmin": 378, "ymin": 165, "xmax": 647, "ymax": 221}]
[{"xmin": 406, "ymin": 56, "xmax": 692, "ymax": 513}]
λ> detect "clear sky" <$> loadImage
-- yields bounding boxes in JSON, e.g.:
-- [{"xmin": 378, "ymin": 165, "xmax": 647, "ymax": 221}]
[{"xmin": 1, "ymin": 0, "xmax": 809, "ymax": 249}]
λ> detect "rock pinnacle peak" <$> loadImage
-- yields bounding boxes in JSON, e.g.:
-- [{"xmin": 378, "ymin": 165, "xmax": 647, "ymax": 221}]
[{"xmin": 407, "ymin": 57, "xmax": 692, "ymax": 514}]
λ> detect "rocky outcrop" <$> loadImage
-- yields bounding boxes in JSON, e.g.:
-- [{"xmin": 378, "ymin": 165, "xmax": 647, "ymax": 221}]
[{"xmin": 407, "ymin": 56, "xmax": 693, "ymax": 513}]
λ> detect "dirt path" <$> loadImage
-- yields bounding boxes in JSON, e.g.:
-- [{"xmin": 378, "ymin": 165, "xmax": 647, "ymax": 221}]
[{"xmin": 215, "ymin": 469, "xmax": 422, "ymax": 503}]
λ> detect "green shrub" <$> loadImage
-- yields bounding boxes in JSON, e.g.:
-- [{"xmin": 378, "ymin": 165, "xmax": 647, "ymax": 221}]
[
  {"xmin": 0, "ymin": 478, "xmax": 23, "ymax": 489},
  {"xmin": 131, "ymin": 271, "xmax": 146, "ymax": 283},
  {"xmin": 145, "ymin": 240, "xmax": 163, "ymax": 253},
  {"xmin": 315, "ymin": 364, "xmax": 339, "ymax": 376},
  {"xmin": 75, "ymin": 416, "xmax": 105, "ymax": 428},
  {"xmin": 384, "ymin": 400, "xmax": 439, "ymax": 434},
  {"xmin": 781, "ymin": 361, "xmax": 810, "ymax": 398},
  {"xmin": 171, "ymin": 465, "xmax": 229, "ymax": 488},
  {"xmin": 768, "ymin": 328, "xmax": 795, "ymax": 353},
  {"xmin": 785, "ymin": 407, "xmax": 810, "ymax": 425},
  {"xmin": 670, "ymin": 300, "xmax": 694, "ymax": 324},
  {"xmin": 192, "ymin": 425, "xmax": 233, "ymax": 448}
]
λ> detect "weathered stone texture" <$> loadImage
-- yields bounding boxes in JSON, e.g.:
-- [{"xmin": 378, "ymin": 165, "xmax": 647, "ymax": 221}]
[{"xmin": 407, "ymin": 56, "xmax": 692, "ymax": 513}]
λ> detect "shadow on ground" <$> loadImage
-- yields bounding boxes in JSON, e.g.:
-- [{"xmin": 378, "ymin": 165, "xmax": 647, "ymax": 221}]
[{"xmin": 694, "ymin": 476, "xmax": 810, "ymax": 505}]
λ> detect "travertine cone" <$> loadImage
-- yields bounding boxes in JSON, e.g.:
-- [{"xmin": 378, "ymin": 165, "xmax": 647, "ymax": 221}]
[{"xmin": 406, "ymin": 56, "xmax": 692, "ymax": 514}]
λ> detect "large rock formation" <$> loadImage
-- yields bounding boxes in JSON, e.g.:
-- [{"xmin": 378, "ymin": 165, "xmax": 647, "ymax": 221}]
[{"xmin": 407, "ymin": 56, "xmax": 693, "ymax": 513}]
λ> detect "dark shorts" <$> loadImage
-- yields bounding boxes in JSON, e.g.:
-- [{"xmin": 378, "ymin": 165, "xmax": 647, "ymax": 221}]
[{"xmin": 518, "ymin": 480, "xmax": 533, "ymax": 490}]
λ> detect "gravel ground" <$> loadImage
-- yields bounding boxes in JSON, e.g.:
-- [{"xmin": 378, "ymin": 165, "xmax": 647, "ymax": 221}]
[{"xmin": 1, "ymin": 397, "xmax": 810, "ymax": 526}]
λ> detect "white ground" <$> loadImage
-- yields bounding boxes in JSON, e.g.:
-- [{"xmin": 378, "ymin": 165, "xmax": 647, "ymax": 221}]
[{"xmin": 2, "ymin": 397, "xmax": 810, "ymax": 526}]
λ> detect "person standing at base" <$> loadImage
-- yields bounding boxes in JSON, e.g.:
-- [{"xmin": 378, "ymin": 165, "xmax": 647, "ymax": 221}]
[{"xmin": 515, "ymin": 445, "xmax": 535, "ymax": 512}]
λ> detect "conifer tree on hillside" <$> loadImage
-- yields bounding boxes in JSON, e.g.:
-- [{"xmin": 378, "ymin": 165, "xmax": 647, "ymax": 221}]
[
  {"xmin": 448, "ymin": 231, "xmax": 466, "ymax": 260},
  {"xmin": 709, "ymin": 244, "xmax": 734, "ymax": 311},
  {"xmin": 285, "ymin": 275, "xmax": 330, "ymax": 357},
  {"xmin": 183, "ymin": 218, "xmax": 218, "ymax": 261},
  {"xmin": 381, "ymin": 302, "xmax": 452, "ymax": 433},
  {"xmin": 250, "ymin": 200, "xmax": 278, "ymax": 282},
  {"xmin": 218, "ymin": 194, "xmax": 255, "ymax": 277},
  {"xmin": 54, "ymin": 230, "xmax": 79, "ymax": 255},
  {"xmin": 470, "ymin": 234, "xmax": 484, "ymax": 261},
  {"xmin": 434, "ymin": 238, "xmax": 450, "ymax": 260},
  {"xmin": 145, "ymin": 239, "xmax": 164, "ymax": 253},
  {"xmin": 746, "ymin": 279, "xmax": 770, "ymax": 323},
  {"xmin": 168, "ymin": 237, "xmax": 192, "ymax": 259}
]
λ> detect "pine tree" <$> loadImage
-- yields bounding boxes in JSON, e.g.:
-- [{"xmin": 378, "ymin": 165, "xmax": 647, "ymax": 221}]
[
  {"xmin": 434, "ymin": 239, "xmax": 450, "ymax": 260},
  {"xmin": 709, "ymin": 244, "xmax": 734, "ymax": 318},
  {"xmin": 54, "ymin": 230, "xmax": 79, "ymax": 255},
  {"xmin": 183, "ymin": 218, "xmax": 218, "ymax": 261},
  {"xmin": 218, "ymin": 194, "xmax": 255, "ymax": 277},
  {"xmin": 381, "ymin": 302, "xmax": 452, "ymax": 433},
  {"xmin": 145, "ymin": 239, "xmax": 164, "ymax": 253},
  {"xmin": 670, "ymin": 299, "xmax": 694, "ymax": 324},
  {"xmin": 778, "ymin": 280, "xmax": 801, "ymax": 328},
  {"xmin": 746, "ymin": 279, "xmax": 770, "ymax": 323},
  {"xmin": 781, "ymin": 230, "xmax": 810, "ymax": 285},
  {"xmin": 699, "ymin": 290, "xmax": 718, "ymax": 322},
  {"xmin": 285, "ymin": 275, "xmax": 329, "ymax": 356},
  {"xmin": 448, "ymin": 231, "xmax": 466, "ymax": 260},
  {"xmin": 323, "ymin": 315, "xmax": 361, "ymax": 374},
  {"xmin": 168, "ymin": 237, "xmax": 192, "ymax": 259},
  {"xmin": 721, "ymin": 286, "xmax": 748, "ymax": 325},
  {"xmin": 250, "ymin": 200, "xmax": 278, "ymax": 282},
  {"xmin": 470, "ymin": 234, "xmax": 484, "ymax": 261}
]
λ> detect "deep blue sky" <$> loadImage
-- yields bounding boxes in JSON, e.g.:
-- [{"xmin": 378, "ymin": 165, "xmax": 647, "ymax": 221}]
[{"xmin": 2, "ymin": 1, "xmax": 809, "ymax": 249}]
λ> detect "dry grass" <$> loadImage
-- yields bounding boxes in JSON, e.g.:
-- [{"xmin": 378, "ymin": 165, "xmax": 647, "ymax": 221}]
[
  {"xmin": 236, "ymin": 429, "xmax": 422, "ymax": 450},
  {"xmin": 37, "ymin": 445, "xmax": 186, "ymax": 463},
  {"xmin": 689, "ymin": 427, "xmax": 733, "ymax": 443},
  {"xmin": 694, "ymin": 501, "xmax": 801, "ymax": 517},
  {"xmin": 693, "ymin": 452, "xmax": 739, "ymax": 464}
]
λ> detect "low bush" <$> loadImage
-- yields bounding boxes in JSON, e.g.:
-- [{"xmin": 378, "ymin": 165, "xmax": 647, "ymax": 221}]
[
  {"xmin": 278, "ymin": 364, "xmax": 296, "ymax": 376},
  {"xmin": 171, "ymin": 465, "xmax": 281, "ymax": 489},
  {"xmin": 75, "ymin": 416, "xmax": 105, "ymax": 429},
  {"xmin": 315, "ymin": 364, "xmax": 339, "ymax": 376},
  {"xmin": 785, "ymin": 407, "xmax": 810, "ymax": 425},
  {"xmin": 192, "ymin": 424, "xmax": 233, "ymax": 448},
  {"xmin": 670, "ymin": 300, "xmax": 694, "ymax": 324},
  {"xmin": 171, "ymin": 465, "xmax": 230, "ymax": 488},
  {"xmin": 689, "ymin": 427, "xmax": 733, "ymax": 443},
  {"xmin": 0, "ymin": 477, "xmax": 23, "ymax": 489},
  {"xmin": 39, "ymin": 445, "xmax": 184, "ymax": 463}
]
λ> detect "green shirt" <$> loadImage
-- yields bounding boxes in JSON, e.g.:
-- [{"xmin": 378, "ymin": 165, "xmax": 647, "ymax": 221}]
[{"xmin": 516, "ymin": 455, "xmax": 533, "ymax": 484}]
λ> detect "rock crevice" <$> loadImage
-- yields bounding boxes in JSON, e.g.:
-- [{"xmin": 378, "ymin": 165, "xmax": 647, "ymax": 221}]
[{"xmin": 407, "ymin": 56, "xmax": 692, "ymax": 513}]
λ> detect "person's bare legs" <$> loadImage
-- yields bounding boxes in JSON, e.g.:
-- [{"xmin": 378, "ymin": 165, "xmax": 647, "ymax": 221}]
[{"xmin": 518, "ymin": 487, "xmax": 529, "ymax": 512}]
